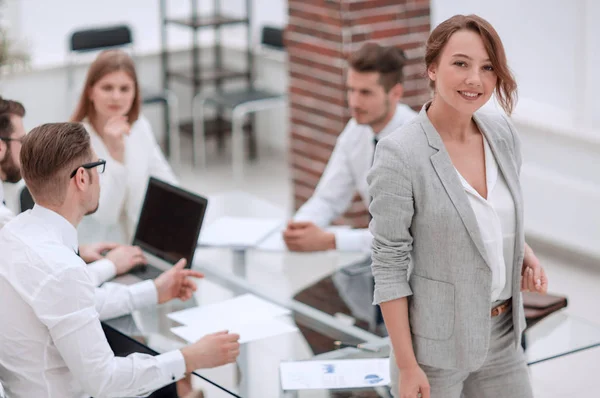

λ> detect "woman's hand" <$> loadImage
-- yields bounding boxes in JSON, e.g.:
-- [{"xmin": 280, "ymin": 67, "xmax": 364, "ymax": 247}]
[
  {"xmin": 102, "ymin": 116, "xmax": 130, "ymax": 163},
  {"xmin": 398, "ymin": 364, "xmax": 430, "ymax": 398},
  {"xmin": 521, "ymin": 243, "xmax": 548, "ymax": 294}
]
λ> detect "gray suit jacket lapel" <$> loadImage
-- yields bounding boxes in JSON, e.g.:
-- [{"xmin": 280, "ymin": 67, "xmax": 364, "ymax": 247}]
[
  {"xmin": 418, "ymin": 110, "xmax": 492, "ymax": 270},
  {"xmin": 473, "ymin": 113, "xmax": 524, "ymax": 279}
]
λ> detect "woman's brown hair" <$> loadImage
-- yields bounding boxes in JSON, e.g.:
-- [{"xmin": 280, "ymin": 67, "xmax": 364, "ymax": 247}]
[
  {"xmin": 71, "ymin": 50, "xmax": 141, "ymax": 124},
  {"xmin": 426, "ymin": 14, "xmax": 517, "ymax": 115}
]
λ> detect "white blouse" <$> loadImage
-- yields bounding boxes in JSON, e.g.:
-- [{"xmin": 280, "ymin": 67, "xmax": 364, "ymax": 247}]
[
  {"xmin": 78, "ymin": 115, "xmax": 178, "ymax": 245},
  {"xmin": 454, "ymin": 136, "xmax": 516, "ymax": 302}
]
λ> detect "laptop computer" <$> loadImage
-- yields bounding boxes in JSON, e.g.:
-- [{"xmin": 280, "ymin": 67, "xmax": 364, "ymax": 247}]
[{"xmin": 123, "ymin": 177, "xmax": 208, "ymax": 282}]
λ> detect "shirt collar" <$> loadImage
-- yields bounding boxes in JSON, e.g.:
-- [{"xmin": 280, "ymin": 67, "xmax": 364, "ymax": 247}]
[
  {"xmin": 0, "ymin": 182, "xmax": 4, "ymax": 204},
  {"xmin": 374, "ymin": 103, "xmax": 409, "ymax": 141},
  {"xmin": 30, "ymin": 204, "xmax": 79, "ymax": 252}
]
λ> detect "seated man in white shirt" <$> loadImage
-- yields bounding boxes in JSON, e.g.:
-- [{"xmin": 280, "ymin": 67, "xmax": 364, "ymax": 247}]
[
  {"xmin": 283, "ymin": 43, "xmax": 417, "ymax": 357},
  {"xmin": 0, "ymin": 96, "xmax": 143, "ymax": 285},
  {"xmin": 0, "ymin": 122, "xmax": 240, "ymax": 398}
]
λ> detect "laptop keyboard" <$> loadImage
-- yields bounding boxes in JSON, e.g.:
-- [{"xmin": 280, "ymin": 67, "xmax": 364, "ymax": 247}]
[{"xmin": 129, "ymin": 264, "xmax": 163, "ymax": 280}]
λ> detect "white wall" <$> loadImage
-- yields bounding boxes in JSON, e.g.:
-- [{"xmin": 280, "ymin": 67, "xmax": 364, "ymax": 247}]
[
  {"xmin": 432, "ymin": 0, "xmax": 600, "ymax": 258},
  {"xmin": 10, "ymin": 0, "xmax": 287, "ymax": 69}
]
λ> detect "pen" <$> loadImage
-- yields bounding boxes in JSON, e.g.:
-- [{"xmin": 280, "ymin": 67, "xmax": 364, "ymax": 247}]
[{"xmin": 334, "ymin": 340, "xmax": 380, "ymax": 353}]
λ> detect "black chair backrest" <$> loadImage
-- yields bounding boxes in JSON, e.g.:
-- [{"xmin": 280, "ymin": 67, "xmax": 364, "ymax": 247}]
[
  {"xmin": 102, "ymin": 323, "xmax": 178, "ymax": 398},
  {"xmin": 70, "ymin": 25, "xmax": 133, "ymax": 53},
  {"xmin": 20, "ymin": 186, "xmax": 35, "ymax": 213},
  {"xmin": 261, "ymin": 26, "xmax": 285, "ymax": 50}
]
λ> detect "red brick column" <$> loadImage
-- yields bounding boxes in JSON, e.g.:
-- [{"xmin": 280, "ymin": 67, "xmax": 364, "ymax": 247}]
[{"xmin": 287, "ymin": 0, "xmax": 431, "ymax": 227}]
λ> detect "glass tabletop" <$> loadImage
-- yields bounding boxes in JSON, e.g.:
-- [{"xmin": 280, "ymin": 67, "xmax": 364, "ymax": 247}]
[
  {"xmin": 104, "ymin": 246, "xmax": 386, "ymax": 398},
  {"xmin": 524, "ymin": 311, "xmax": 600, "ymax": 365}
]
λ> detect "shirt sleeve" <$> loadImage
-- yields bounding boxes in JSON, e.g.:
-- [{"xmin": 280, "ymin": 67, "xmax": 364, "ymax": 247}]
[
  {"xmin": 333, "ymin": 228, "xmax": 373, "ymax": 253},
  {"xmin": 31, "ymin": 266, "xmax": 185, "ymax": 398},
  {"xmin": 367, "ymin": 136, "xmax": 414, "ymax": 304},
  {"xmin": 294, "ymin": 125, "xmax": 357, "ymax": 229},
  {"xmin": 95, "ymin": 280, "xmax": 158, "ymax": 321},
  {"xmin": 86, "ymin": 259, "xmax": 116, "ymax": 286}
]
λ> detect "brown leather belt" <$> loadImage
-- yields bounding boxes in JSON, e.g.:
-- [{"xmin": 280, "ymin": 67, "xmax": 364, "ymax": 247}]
[{"xmin": 491, "ymin": 299, "xmax": 512, "ymax": 317}]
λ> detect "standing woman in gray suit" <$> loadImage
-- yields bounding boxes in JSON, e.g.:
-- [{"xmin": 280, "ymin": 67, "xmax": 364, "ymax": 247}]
[{"xmin": 368, "ymin": 15, "xmax": 549, "ymax": 398}]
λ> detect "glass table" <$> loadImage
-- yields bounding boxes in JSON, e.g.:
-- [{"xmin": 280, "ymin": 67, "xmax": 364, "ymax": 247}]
[{"xmin": 104, "ymin": 247, "xmax": 387, "ymax": 398}]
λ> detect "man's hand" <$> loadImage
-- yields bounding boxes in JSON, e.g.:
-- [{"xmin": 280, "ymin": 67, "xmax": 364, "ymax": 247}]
[
  {"xmin": 180, "ymin": 331, "xmax": 240, "ymax": 372},
  {"xmin": 154, "ymin": 259, "xmax": 204, "ymax": 304},
  {"xmin": 79, "ymin": 242, "xmax": 118, "ymax": 263},
  {"xmin": 521, "ymin": 243, "xmax": 548, "ymax": 294},
  {"xmin": 105, "ymin": 245, "xmax": 147, "ymax": 275},
  {"xmin": 282, "ymin": 221, "xmax": 336, "ymax": 252}
]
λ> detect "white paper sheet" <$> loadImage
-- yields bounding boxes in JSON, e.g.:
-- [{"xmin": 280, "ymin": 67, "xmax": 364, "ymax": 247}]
[
  {"xmin": 168, "ymin": 293, "xmax": 291, "ymax": 327},
  {"xmin": 198, "ymin": 216, "xmax": 282, "ymax": 248},
  {"xmin": 280, "ymin": 358, "xmax": 390, "ymax": 390},
  {"xmin": 256, "ymin": 225, "xmax": 353, "ymax": 252},
  {"xmin": 171, "ymin": 318, "xmax": 299, "ymax": 344}
]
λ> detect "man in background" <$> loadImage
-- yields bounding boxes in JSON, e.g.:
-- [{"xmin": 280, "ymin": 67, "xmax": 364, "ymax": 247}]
[{"xmin": 284, "ymin": 43, "xmax": 417, "ymax": 356}]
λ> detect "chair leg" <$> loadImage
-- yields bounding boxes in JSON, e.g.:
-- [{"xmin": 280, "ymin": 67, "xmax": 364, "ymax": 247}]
[
  {"xmin": 165, "ymin": 92, "xmax": 180, "ymax": 167},
  {"xmin": 231, "ymin": 108, "xmax": 246, "ymax": 182},
  {"xmin": 248, "ymin": 113, "xmax": 258, "ymax": 161},
  {"xmin": 192, "ymin": 96, "xmax": 208, "ymax": 168}
]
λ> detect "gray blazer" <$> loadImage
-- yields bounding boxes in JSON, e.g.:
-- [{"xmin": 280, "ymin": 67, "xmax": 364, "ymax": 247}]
[{"xmin": 367, "ymin": 104, "xmax": 526, "ymax": 371}]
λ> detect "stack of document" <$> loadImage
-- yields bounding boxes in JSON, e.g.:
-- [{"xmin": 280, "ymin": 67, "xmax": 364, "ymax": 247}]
[
  {"xmin": 280, "ymin": 358, "xmax": 390, "ymax": 390},
  {"xmin": 168, "ymin": 294, "xmax": 299, "ymax": 344},
  {"xmin": 198, "ymin": 216, "xmax": 283, "ymax": 248}
]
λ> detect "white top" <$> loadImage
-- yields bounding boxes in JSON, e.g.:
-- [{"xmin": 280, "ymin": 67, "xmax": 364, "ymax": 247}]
[
  {"xmin": 294, "ymin": 103, "xmax": 417, "ymax": 252},
  {"xmin": 0, "ymin": 205, "xmax": 186, "ymax": 398},
  {"xmin": 78, "ymin": 115, "xmax": 178, "ymax": 245},
  {"xmin": 454, "ymin": 136, "xmax": 516, "ymax": 302}
]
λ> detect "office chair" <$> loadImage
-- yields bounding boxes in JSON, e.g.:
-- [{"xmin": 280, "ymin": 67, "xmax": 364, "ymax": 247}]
[
  {"xmin": 67, "ymin": 25, "xmax": 181, "ymax": 165},
  {"xmin": 19, "ymin": 185, "xmax": 34, "ymax": 212},
  {"xmin": 191, "ymin": 26, "xmax": 287, "ymax": 180},
  {"xmin": 102, "ymin": 323, "xmax": 179, "ymax": 398}
]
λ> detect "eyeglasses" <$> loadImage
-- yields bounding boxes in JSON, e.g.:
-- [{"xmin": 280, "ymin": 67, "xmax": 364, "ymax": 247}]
[
  {"xmin": 70, "ymin": 159, "xmax": 106, "ymax": 178},
  {"xmin": 0, "ymin": 136, "xmax": 25, "ymax": 144}
]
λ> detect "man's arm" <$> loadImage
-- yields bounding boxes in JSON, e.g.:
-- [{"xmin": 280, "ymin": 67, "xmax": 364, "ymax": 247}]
[
  {"xmin": 95, "ymin": 280, "xmax": 157, "ymax": 321},
  {"xmin": 32, "ymin": 266, "xmax": 185, "ymax": 397},
  {"xmin": 294, "ymin": 129, "xmax": 357, "ymax": 227}
]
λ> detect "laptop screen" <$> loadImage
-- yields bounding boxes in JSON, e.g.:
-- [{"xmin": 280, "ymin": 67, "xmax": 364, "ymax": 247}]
[{"xmin": 132, "ymin": 178, "xmax": 208, "ymax": 267}]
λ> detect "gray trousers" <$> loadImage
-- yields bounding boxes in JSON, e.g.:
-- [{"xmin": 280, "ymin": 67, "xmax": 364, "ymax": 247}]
[{"xmin": 390, "ymin": 303, "xmax": 533, "ymax": 398}]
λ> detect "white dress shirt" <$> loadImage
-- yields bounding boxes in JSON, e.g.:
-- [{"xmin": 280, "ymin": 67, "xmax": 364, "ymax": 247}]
[
  {"xmin": 0, "ymin": 186, "xmax": 117, "ymax": 286},
  {"xmin": 0, "ymin": 183, "xmax": 13, "ymax": 229},
  {"xmin": 454, "ymin": 136, "xmax": 516, "ymax": 302},
  {"xmin": 294, "ymin": 103, "xmax": 417, "ymax": 253},
  {"xmin": 0, "ymin": 205, "xmax": 186, "ymax": 398},
  {"xmin": 78, "ymin": 115, "xmax": 178, "ymax": 245}
]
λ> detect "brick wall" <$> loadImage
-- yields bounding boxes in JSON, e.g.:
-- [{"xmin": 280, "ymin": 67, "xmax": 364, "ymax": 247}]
[{"xmin": 287, "ymin": 0, "xmax": 431, "ymax": 228}]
